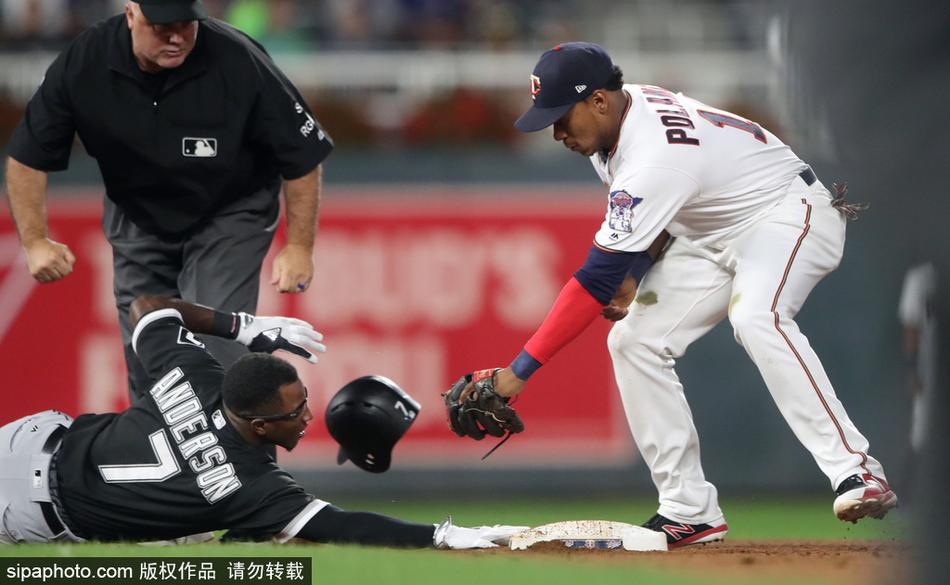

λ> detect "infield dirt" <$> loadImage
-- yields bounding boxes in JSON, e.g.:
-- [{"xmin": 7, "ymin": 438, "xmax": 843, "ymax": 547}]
[{"xmin": 478, "ymin": 540, "xmax": 911, "ymax": 585}]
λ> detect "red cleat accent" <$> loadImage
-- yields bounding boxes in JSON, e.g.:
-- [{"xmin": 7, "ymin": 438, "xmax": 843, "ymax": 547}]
[{"xmin": 833, "ymin": 473, "xmax": 898, "ymax": 523}]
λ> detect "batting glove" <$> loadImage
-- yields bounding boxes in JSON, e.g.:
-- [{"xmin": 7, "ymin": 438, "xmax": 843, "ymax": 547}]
[{"xmin": 234, "ymin": 313, "xmax": 327, "ymax": 363}]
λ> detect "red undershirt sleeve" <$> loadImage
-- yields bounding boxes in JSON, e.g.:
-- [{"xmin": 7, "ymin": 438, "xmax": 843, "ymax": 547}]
[{"xmin": 511, "ymin": 276, "xmax": 605, "ymax": 379}]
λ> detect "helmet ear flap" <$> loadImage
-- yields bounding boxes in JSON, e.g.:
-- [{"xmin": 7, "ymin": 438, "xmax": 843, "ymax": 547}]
[{"xmin": 325, "ymin": 376, "xmax": 420, "ymax": 473}]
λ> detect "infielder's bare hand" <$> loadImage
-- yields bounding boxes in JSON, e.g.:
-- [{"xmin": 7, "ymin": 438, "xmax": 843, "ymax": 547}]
[
  {"xmin": 487, "ymin": 367, "xmax": 527, "ymax": 399},
  {"xmin": 270, "ymin": 243, "xmax": 313, "ymax": 293},
  {"xmin": 601, "ymin": 303, "xmax": 629, "ymax": 322},
  {"xmin": 452, "ymin": 367, "xmax": 526, "ymax": 401},
  {"xmin": 602, "ymin": 274, "xmax": 638, "ymax": 321},
  {"xmin": 24, "ymin": 238, "xmax": 76, "ymax": 283}
]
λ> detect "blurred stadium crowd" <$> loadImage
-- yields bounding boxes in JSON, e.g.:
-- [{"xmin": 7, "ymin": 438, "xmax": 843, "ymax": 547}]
[
  {"xmin": 0, "ymin": 0, "xmax": 771, "ymax": 156},
  {"xmin": 2, "ymin": 0, "xmax": 597, "ymax": 50},
  {"xmin": 0, "ymin": 0, "xmax": 760, "ymax": 51}
]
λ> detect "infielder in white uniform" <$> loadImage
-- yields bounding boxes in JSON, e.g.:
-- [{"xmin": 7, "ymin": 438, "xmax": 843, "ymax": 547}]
[{"xmin": 464, "ymin": 42, "xmax": 897, "ymax": 548}]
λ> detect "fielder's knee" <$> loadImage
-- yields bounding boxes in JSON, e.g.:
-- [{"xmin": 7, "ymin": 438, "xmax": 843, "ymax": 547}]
[
  {"xmin": 607, "ymin": 320, "xmax": 635, "ymax": 357},
  {"xmin": 607, "ymin": 320, "xmax": 666, "ymax": 362},
  {"xmin": 729, "ymin": 306, "xmax": 776, "ymax": 347}
]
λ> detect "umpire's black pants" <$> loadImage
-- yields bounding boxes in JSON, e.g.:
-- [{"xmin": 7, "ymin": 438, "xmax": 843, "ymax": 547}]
[{"xmin": 103, "ymin": 197, "xmax": 278, "ymax": 401}]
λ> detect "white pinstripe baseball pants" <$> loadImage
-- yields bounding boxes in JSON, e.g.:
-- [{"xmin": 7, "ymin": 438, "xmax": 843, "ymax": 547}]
[{"xmin": 608, "ymin": 176, "xmax": 887, "ymax": 524}]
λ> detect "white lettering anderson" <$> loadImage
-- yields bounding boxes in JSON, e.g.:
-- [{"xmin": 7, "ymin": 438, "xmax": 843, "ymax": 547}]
[{"xmin": 150, "ymin": 368, "xmax": 242, "ymax": 503}]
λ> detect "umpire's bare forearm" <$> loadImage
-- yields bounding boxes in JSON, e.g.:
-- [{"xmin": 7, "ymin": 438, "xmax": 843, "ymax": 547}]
[
  {"xmin": 5, "ymin": 156, "xmax": 50, "ymax": 246},
  {"xmin": 282, "ymin": 164, "xmax": 322, "ymax": 249}
]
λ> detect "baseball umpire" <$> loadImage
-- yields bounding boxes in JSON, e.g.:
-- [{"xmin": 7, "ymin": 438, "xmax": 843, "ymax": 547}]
[
  {"xmin": 0, "ymin": 294, "xmax": 523, "ymax": 548},
  {"xmin": 445, "ymin": 42, "xmax": 897, "ymax": 548},
  {"xmin": 4, "ymin": 0, "xmax": 333, "ymax": 400}
]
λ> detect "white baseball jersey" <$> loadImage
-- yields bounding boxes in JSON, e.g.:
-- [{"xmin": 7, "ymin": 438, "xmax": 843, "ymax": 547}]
[{"xmin": 592, "ymin": 84, "xmax": 807, "ymax": 251}]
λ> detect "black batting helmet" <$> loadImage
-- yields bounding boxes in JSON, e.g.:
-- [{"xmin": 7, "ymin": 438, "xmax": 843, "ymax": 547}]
[{"xmin": 325, "ymin": 375, "xmax": 421, "ymax": 473}]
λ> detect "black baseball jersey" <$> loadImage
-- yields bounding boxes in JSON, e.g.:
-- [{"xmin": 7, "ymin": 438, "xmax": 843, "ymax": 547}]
[
  {"xmin": 55, "ymin": 309, "xmax": 326, "ymax": 542},
  {"xmin": 7, "ymin": 15, "xmax": 333, "ymax": 237}
]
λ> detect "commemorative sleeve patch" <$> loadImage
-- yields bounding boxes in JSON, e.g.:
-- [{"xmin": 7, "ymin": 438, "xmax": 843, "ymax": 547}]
[{"xmin": 608, "ymin": 190, "xmax": 643, "ymax": 233}]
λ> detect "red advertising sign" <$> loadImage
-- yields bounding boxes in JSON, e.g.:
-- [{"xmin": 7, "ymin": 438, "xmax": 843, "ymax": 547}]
[{"xmin": 0, "ymin": 187, "xmax": 636, "ymax": 468}]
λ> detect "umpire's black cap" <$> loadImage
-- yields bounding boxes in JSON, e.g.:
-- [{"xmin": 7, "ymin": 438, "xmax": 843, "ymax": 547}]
[
  {"xmin": 515, "ymin": 42, "xmax": 615, "ymax": 132},
  {"xmin": 325, "ymin": 376, "xmax": 421, "ymax": 473},
  {"xmin": 137, "ymin": 0, "xmax": 208, "ymax": 24}
]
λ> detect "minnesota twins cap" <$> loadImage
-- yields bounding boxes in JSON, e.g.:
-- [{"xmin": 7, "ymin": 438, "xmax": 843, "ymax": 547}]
[
  {"xmin": 515, "ymin": 42, "xmax": 615, "ymax": 132},
  {"xmin": 137, "ymin": 0, "xmax": 208, "ymax": 24}
]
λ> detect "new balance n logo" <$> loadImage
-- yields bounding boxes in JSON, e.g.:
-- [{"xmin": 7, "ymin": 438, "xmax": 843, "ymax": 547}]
[{"xmin": 662, "ymin": 522, "xmax": 696, "ymax": 541}]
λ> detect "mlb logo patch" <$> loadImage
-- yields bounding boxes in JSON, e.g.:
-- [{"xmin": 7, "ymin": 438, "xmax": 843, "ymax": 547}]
[{"xmin": 182, "ymin": 137, "xmax": 217, "ymax": 157}]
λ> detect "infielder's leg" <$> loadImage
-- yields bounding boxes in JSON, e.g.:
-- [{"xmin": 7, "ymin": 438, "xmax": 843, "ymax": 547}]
[
  {"xmin": 726, "ymin": 179, "xmax": 886, "ymax": 488},
  {"xmin": 608, "ymin": 238, "xmax": 733, "ymax": 524},
  {"xmin": 103, "ymin": 199, "xmax": 182, "ymax": 402},
  {"xmin": 179, "ymin": 208, "xmax": 278, "ymax": 371}
]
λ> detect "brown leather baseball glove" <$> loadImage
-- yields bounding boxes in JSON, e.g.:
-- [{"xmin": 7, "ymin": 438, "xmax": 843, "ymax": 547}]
[{"xmin": 443, "ymin": 369, "xmax": 525, "ymax": 440}]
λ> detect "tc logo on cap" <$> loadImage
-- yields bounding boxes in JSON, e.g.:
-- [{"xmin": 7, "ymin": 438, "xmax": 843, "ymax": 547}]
[
  {"xmin": 516, "ymin": 42, "xmax": 615, "ymax": 132},
  {"xmin": 182, "ymin": 137, "xmax": 217, "ymax": 158},
  {"xmin": 530, "ymin": 74, "xmax": 541, "ymax": 100}
]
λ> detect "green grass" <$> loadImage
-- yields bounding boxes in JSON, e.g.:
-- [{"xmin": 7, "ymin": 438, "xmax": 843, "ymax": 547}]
[{"xmin": 1, "ymin": 496, "xmax": 907, "ymax": 585}]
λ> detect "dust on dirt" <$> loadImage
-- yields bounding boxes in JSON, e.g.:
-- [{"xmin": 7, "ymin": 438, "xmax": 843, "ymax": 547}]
[{"xmin": 496, "ymin": 540, "xmax": 912, "ymax": 584}]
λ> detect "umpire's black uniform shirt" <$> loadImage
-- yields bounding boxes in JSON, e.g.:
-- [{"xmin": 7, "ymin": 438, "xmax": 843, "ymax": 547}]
[
  {"xmin": 54, "ymin": 308, "xmax": 328, "ymax": 541},
  {"xmin": 7, "ymin": 15, "xmax": 333, "ymax": 237}
]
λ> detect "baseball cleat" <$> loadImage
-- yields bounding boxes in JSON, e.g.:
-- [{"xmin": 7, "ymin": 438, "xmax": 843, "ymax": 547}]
[
  {"xmin": 641, "ymin": 513, "xmax": 728, "ymax": 549},
  {"xmin": 833, "ymin": 473, "xmax": 898, "ymax": 523}
]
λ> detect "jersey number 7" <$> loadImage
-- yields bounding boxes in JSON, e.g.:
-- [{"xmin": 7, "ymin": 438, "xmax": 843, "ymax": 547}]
[{"xmin": 98, "ymin": 430, "xmax": 181, "ymax": 483}]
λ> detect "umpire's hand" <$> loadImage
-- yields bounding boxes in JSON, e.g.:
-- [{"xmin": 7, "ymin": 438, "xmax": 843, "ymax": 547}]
[
  {"xmin": 271, "ymin": 243, "xmax": 313, "ymax": 293},
  {"xmin": 24, "ymin": 237, "xmax": 76, "ymax": 283}
]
